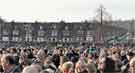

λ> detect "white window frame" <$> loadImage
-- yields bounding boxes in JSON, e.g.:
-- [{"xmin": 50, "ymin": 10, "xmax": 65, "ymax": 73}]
[
  {"xmin": 37, "ymin": 37, "xmax": 44, "ymax": 42},
  {"xmin": 38, "ymin": 30, "xmax": 44, "ymax": 36},
  {"xmin": 63, "ymin": 31, "xmax": 70, "ymax": 36},
  {"xmin": 25, "ymin": 34, "xmax": 32, "ymax": 42},
  {"xmin": 13, "ymin": 30, "xmax": 19, "ymax": 35},
  {"xmin": 3, "ymin": 30, "xmax": 8, "ymax": 35},
  {"xmin": 51, "ymin": 31, "xmax": 57, "ymax": 36},
  {"xmin": 2, "ymin": 36, "xmax": 9, "ymax": 41},
  {"xmin": 86, "ymin": 36, "xmax": 93, "ymax": 42},
  {"xmin": 12, "ymin": 37, "xmax": 19, "ymax": 42}
]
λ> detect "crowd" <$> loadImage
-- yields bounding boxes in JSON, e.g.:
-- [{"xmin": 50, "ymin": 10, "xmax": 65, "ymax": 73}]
[{"xmin": 0, "ymin": 45, "xmax": 135, "ymax": 73}]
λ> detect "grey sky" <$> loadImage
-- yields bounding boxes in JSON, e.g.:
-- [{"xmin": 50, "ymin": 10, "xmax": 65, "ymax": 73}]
[{"xmin": 0, "ymin": 0, "xmax": 135, "ymax": 22}]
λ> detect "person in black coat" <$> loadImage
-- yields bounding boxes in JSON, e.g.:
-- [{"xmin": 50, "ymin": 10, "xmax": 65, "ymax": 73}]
[{"xmin": 1, "ymin": 54, "xmax": 21, "ymax": 73}]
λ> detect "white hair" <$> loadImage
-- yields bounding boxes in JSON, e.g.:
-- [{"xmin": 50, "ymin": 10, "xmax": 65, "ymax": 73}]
[{"xmin": 22, "ymin": 66, "xmax": 39, "ymax": 73}]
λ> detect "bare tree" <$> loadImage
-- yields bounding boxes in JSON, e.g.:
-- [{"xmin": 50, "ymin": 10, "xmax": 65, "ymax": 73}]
[{"xmin": 93, "ymin": 4, "xmax": 112, "ymax": 44}]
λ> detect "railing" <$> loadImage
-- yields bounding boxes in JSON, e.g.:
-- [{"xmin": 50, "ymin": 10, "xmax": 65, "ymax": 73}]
[{"xmin": 105, "ymin": 32, "xmax": 129, "ymax": 44}]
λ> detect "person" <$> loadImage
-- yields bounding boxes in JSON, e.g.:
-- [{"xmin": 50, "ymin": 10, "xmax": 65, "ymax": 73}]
[
  {"xmin": 75, "ymin": 59, "xmax": 88, "ymax": 73},
  {"xmin": 43, "ymin": 56, "xmax": 57, "ymax": 72},
  {"xmin": 129, "ymin": 57, "xmax": 135, "ymax": 73},
  {"xmin": 40, "ymin": 68, "xmax": 55, "ymax": 73},
  {"xmin": 62, "ymin": 61, "xmax": 74, "ymax": 73},
  {"xmin": 32, "ymin": 49, "xmax": 47, "ymax": 65},
  {"xmin": 98, "ymin": 55, "xmax": 115, "ymax": 73},
  {"xmin": 31, "ymin": 63, "xmax": 42, "ymax": 72},
  {"xmin": 58, "ymin": 55, "xmax": 69, "ymax": 73},
  {"xmin": 36, "ymin": 49, "xmax": 47, "ymax": 64},
  {"xmin": 120, "ymin": 49, "xmax": 135, "ymax": 73},
  {"xmin": 111, "ymin": 49, "xmax": 122, "ymax": 72},
  {"xmin": 19, "ymin": 49, "xmax": 30, "ymax": 70},
  {"xmin": 22, "ymin": 65, "xmax": 39, "ymax": 73},
  {"xmin": 65, "ymin": 48, "xmax": 73, "ymax": 61},
  {"xmin": 52, "ymin": 48, "xmax": 60, "ymax": 68},
  {"xmin": 1, "ymin": 54, "xmax": 21, "ymax": 73},
  {"xmin": 87, "ymin": 54, "xmax": 97, "ymax": 73}
]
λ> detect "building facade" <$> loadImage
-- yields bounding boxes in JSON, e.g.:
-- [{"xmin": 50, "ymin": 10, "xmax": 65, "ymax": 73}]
[{"xmin": 0, "ymin": 19, "xmax": 128, "ymax": 47}]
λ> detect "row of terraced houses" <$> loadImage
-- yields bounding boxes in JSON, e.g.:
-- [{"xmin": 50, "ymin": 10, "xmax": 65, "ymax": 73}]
[{"xmin": 0, "ymin": 18, "xmax": 128, "ymax": 47}]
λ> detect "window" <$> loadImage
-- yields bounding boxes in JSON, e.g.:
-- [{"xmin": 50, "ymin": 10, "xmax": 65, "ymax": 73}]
[
  {"xmin": 80, "ymin": 37, "xmax": 83, "ymax": 41},
  {"xmin": 39, "ymin": 26, "xmax": 43, "ymax": 30},
  {"xmin": 79, "ymin": 26, "xmax": 82, "ymax": 29},
  {"xmin": 65, "ymin": 26, "xmax": 68, "ymax": 30},
  {"xmin": 12, "ymin": 37, "xmax": 19, "ymax": 42},
  {"xmin": 77, "ymin": 30, "xmax": 84, "ymax": 35},
  {"xmin": 76, "ymin": 37, "xmax": 83, "ymax": 41},
  {"xmin": 25, "ymin": 34, "xmax": 32, "ymax": 42},
  {"xmin": 24, "ymin": 24, "xmax": 33, "ymax": 33},
  {"xmin": 3, "ymin": 30, "xmax": 8, "ymax": 35},
  {"xmin": 52, "ymin": 24, "xmax": 56, "ymax": 29},
  {"xmin": 2, "ymin": 37, "xmax": 9, "ymax": 41},
  {"xmin": 38, "ymin": 30, "xmax": 44, "ymax": 36},
  {"xmin": 66, "ymin": 38, "xmax": 69, "ymax": 42},
  {"xmin": 88, "ymin": 24, "xmax": 93, "ymax": 28},
  {"xmin": 37, "ymin": 37, "xmax": 44, "ymax": 42},
  {"xmin": 76, "ymin": 37, "xmax": 80, "ymax": 41},
  {"xmin": 86, "ymin": 36, "xmax": 93, "ymax": 42},
  {"xmin": 87, "ymin": 31, "xmax": 93, "ymax": 35},
  {"xmin": 24, "ymin": 24, "xmax": 30, "ymax": 30},
  {"xmin": 51, "ymin": 31, "xmax": 57, "ymax": 36},
  {"xmin": 70, "ymin": 38, "xmax": 73, "ymax": 42},
  {"xmin": 63, "ymin": 31, "xmax": 70, "ymax": 36},
  {"xmin": 13, "ymin": 30, "xmax": 19, "ymax": 35}
]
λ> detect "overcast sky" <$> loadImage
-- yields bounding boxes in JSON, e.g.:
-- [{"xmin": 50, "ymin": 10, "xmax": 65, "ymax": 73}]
[{"xmin": 0, "ymin": 0, "xmax": 135, "ymax": 22}]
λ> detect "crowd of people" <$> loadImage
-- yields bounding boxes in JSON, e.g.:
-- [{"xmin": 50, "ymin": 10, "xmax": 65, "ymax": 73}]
[{"xmin": 0, "ymin": 44, "xmax": 135, "ymax": 73}]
